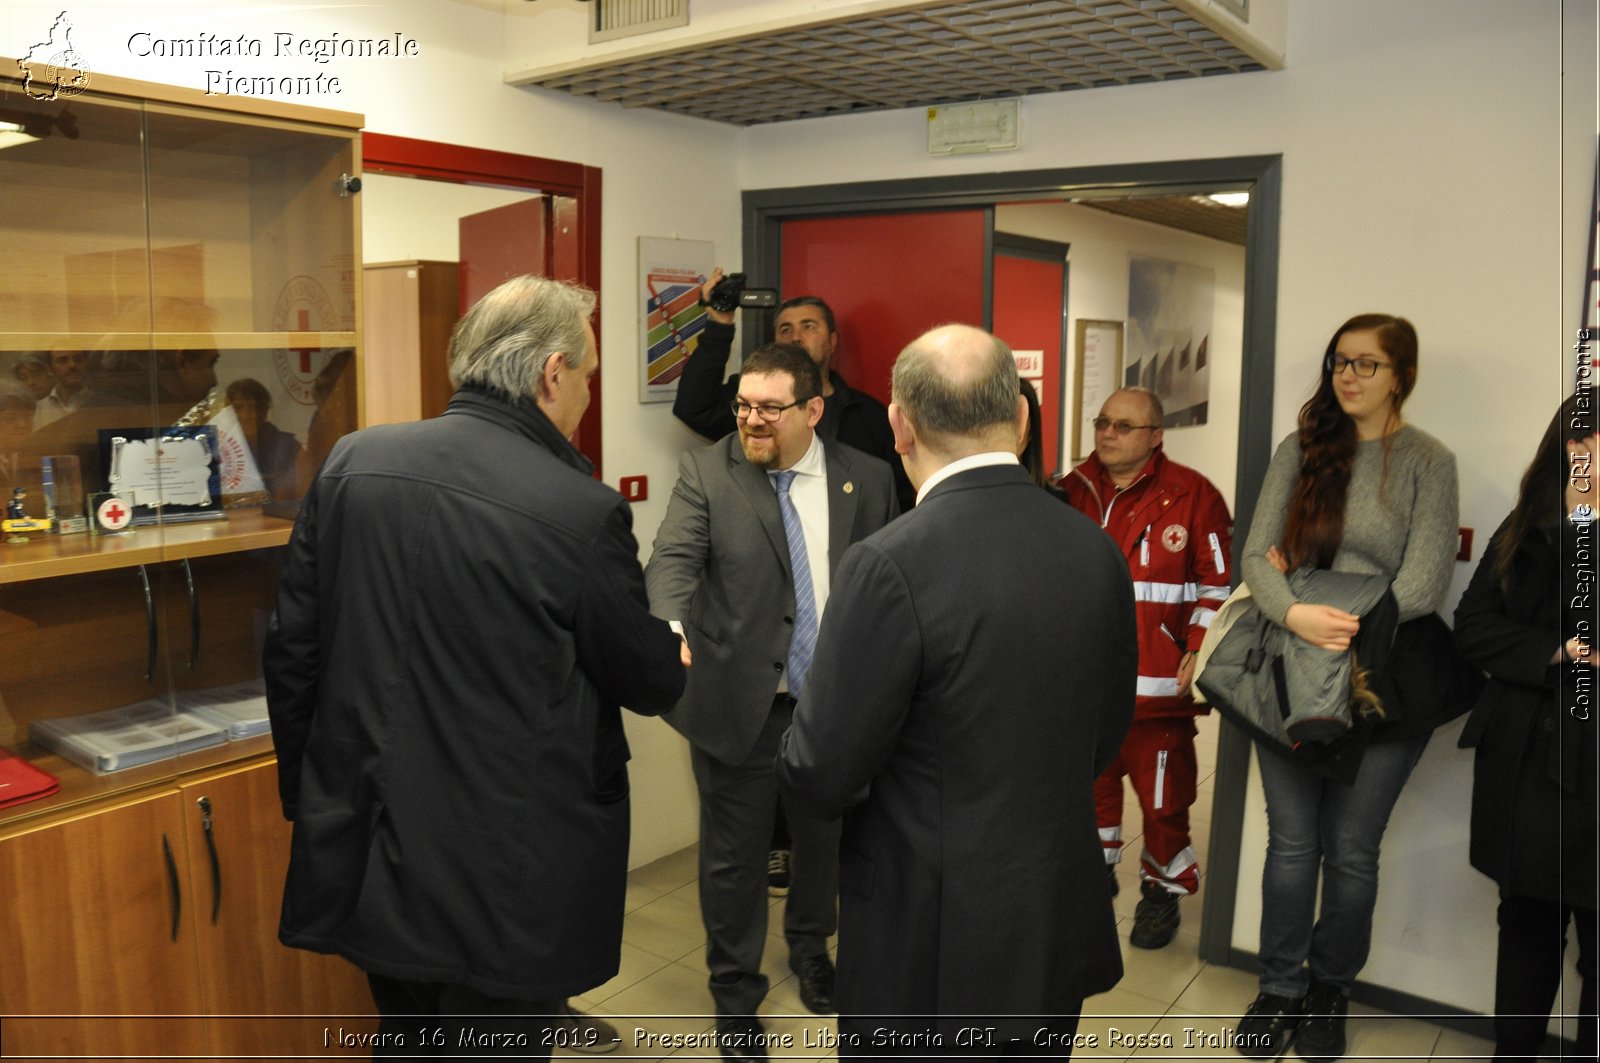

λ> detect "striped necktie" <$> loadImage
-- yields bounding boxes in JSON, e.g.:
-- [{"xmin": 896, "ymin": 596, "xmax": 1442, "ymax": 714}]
[{"xmin": 773, "ymin": 469, "xmax": 818, "ymax": 697}]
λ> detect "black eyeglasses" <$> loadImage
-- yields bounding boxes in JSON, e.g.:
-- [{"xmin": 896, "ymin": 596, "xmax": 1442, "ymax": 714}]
[
  {"xmin": 1325, "ymin": 354, "xmax": 1391, "ymax": 378},
  {"xmin": 1092, "ymin": 416, "xmax": 1160, "ymax": 435},
  {"xmin": 731, "ymin": 399, "xmax": 804, "ymax": 422}
]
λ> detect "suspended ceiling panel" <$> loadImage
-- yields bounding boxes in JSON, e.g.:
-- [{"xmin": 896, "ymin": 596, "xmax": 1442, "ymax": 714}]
[
  {"xmin": 509, "ymin": 0, "xmax": 1283, "ymax": 127},
  {"xmin": 1083, "ymin": 194, "xmax": 1247, "ymax": 245}
]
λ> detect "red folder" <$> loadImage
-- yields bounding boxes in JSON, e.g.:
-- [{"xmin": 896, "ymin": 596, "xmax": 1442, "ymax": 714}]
[{"xmin": 0, "ymin": 747, "xmax": 59, "ymax": 810}]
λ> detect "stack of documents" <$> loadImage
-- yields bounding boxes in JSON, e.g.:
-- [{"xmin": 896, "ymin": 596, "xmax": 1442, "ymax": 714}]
[
  {"xmin": 176, "ymin": 678, "xmax": 271, "ymax": 739},
  {"xmin": 32, "ymin": 699, "xmax": 226, "ymax": 773}
]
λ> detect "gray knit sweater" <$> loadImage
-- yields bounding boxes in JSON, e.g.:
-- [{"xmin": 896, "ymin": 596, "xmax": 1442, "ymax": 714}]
[{"xmin": 1241, "ymin": 425, "xmax": 1459, "ymax": 625}]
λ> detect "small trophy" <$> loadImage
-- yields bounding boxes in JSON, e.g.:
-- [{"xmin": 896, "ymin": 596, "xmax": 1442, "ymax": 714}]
[{"xmin": 41, "ymin": 455, "xmax": 87, "ymax": 535}]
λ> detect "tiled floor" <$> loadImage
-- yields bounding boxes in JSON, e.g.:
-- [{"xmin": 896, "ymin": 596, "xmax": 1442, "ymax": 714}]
[{"xmin": 569, "ymin": 714, "xmax": 1496, "ymax": 1060}]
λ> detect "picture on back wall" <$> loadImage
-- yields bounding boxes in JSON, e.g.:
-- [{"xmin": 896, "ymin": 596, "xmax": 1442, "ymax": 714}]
[
  {"xmin": 1126, "ymin": 255, "xmax": 1215, "ymax": 427},
  {"xmin": 639, "ymin": 237, "xmax": 714, "ymax": 403}
]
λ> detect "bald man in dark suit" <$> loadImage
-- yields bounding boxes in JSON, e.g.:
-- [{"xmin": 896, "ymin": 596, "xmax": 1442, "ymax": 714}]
[{"xmin": 778, "ymin": 324, "xmax": 1136, "ymax": 1058}]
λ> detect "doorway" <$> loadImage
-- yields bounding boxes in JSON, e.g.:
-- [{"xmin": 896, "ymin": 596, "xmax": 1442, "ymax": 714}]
[
  {"xmin": 361, "ymin": 135, "xmax": 605, "ymax": 473},
  {"xmin": 742, "ymin": 155, "xmax": 1282, "ymax": 965}
]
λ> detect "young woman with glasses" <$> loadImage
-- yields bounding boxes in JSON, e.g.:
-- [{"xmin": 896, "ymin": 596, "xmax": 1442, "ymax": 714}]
[{"xmin": 1232, "ymin": 313, "xmax": 1459, "ymax": 1061}]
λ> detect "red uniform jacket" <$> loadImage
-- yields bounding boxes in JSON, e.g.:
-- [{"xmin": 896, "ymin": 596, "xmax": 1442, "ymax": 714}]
[{"xmin": 1064, "ymin": 446, "xmax": 1232, "ymax": 720}]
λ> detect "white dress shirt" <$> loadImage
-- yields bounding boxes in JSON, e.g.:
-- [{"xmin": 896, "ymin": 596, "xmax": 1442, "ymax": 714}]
[{"xmin": 915, "ymin": 451, "xmax": 1020, "ymax": 505}]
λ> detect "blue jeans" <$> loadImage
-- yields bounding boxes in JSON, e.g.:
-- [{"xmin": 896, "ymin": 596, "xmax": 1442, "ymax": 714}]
[{"xmin": 1255, "ymin": 735, "xmax": 1429, "ymax": 998}]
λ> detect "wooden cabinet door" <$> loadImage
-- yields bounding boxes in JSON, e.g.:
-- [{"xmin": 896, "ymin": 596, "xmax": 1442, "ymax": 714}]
[
  {"xmin": 0, "ymin": 790, "xmax": 209, "ymax": 1057},
  {"xmin": 178, "ymin": 760, "xmax": 374, "ymax": 1055},
  {"xmin": 363, "ymin": 260, "xmax": 461, "ymax": 426}
]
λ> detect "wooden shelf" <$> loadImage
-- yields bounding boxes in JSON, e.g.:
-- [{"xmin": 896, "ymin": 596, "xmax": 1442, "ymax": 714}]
[
  {"xmin": 0, "ymin": 738, "xmax": 277, "ymax": 837},
  {"xmin": 0, "ymin": 332, "xmax": 357, "ymax": 352},
  {"xmin": 0, "ymin": 508, "xmax": 294, "ymax": 585}
]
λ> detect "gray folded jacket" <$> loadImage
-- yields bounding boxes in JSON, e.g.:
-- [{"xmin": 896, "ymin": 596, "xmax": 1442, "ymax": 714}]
[{"xmin": 1197, "ymin": 568, "xmax": 1397, "ymax": 749}]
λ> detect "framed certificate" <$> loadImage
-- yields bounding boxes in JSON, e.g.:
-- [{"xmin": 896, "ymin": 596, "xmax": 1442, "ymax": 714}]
[
  {"xmin": 97, "ymin": 426, "xmax": 225, "ymax": 526},
  {"xmin": 1072, "ymin": 320, "xmax": 1125, "ymax": 462}
]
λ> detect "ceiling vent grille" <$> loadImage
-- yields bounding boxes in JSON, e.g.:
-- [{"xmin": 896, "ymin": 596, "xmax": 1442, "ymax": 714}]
[{"xmin": 590, "ymin": 0, "xmax": 690, "ymax": 44}]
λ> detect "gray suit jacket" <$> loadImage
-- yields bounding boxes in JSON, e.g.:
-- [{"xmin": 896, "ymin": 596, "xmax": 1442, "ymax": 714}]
[{"xmin": 646, "ymin": 433, "xmax": 898, "ymax": 764}]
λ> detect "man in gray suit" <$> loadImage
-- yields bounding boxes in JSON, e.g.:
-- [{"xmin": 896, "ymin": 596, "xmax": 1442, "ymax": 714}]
[
  {"xmin": 777, "ymin": 324, "xmax": 1136, "ymax": 1058},
  {"xmin": 647, "ymin": 342, "xmax": 897, "ymax": 1061}
]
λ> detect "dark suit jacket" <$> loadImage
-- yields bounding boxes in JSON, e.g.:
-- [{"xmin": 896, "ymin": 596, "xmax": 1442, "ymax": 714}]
[
  {"xmin": 777, "ymin": 463, "xmax": 1136, "ymax": 1028},
  {"xmin": 645, "ymin": 433, "xmax": 898, "ymax": 764}
]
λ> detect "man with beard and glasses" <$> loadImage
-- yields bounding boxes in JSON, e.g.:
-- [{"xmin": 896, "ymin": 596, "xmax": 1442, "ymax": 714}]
[{"xmin": 647, "ymin": 342, "xmax": 897, "ymax": 1061}]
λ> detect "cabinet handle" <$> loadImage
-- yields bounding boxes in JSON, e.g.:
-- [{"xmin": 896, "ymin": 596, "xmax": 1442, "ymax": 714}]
[
  {"xmin": 137, "ymin": 564, "xmax": 157, "ymax": 682},
  {"xmin": 197, "ymin": 796, "xmax": 221, "ymax": 924},
  {"xmin": 182, "ymin": 558, "xmax": 200, "ymax": 670},
  {"xmin": 162, "ymin": 833, "xmax": 181, "ymax": 942}
]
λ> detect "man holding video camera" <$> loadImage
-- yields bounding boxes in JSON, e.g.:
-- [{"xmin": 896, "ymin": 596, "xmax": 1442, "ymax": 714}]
[{"xmin": 674, "ymin": 268, "xmax": 913, "ymax": 512}]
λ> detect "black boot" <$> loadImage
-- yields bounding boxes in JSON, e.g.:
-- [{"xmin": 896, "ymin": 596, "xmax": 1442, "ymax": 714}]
[{"xmin": 1294, "ymin": 981, "xmax": 1348, "ymax": 1062}]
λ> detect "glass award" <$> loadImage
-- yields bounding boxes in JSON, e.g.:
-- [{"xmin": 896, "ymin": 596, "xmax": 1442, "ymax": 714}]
[{"xmin": 41, "ymin": 455, "xmax": 88, "ymax": 535}]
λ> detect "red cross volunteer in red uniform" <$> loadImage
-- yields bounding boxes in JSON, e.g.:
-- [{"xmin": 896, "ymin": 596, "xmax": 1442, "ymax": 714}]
[{"xmin": 1063, "ymin": 386, "xmax": 1232, "ymax": 950}]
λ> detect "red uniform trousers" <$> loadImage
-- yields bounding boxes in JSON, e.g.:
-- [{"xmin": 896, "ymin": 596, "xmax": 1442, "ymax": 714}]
[{"xmin": 1095, "ymin": 716, "xmax": 1200, "ymax": 896}]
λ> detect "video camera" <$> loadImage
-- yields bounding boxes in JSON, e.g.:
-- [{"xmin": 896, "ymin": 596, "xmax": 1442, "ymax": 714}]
[{"xmin": 701, "ymin": 272, "xmax": 779, "ymax": 313}]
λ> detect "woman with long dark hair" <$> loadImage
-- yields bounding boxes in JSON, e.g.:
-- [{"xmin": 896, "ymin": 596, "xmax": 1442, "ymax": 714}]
[
  {"xmin": 1016, "ymin": 379, "xmax": 1067, "ymax": 500},
  {"xmin": 1454, "ymin": 394, "xmax": 1597, "ymax": 1062},
  {"xmin": 1233, "ymin": 314, "xmax": 1459, "ymax": 1062}
]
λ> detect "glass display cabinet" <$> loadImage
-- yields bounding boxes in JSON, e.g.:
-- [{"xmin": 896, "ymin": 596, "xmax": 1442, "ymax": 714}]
[{"xmin": 0, "ymin": 61, "xmax": 372, "ymax": 1054}]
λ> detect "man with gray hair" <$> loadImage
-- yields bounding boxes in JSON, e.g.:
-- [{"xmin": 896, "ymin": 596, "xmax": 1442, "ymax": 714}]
[
  {"xmin": 778, "ymin": 324, "xmax": 1136, "ymax": 1057},
  {"xmin": 266, "ymin": 275, "xmax": 685, "ymax": 1058}
]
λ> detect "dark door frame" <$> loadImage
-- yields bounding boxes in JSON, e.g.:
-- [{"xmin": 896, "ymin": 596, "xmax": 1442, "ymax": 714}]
[
  {"xmin": 743, "ymin": 154, "xmax": 1283, "ymax": 965},
  {"xmin": 993, "ymin": 232, "xmax": 1072, "ymax": 476}
]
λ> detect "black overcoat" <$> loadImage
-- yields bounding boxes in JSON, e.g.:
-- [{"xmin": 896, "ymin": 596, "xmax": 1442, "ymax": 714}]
[
  {"xmin": 265, "ymin": 386, "xmax": 685, "ymax": 999},
  {"xmin": 1455, "ymin": 516, "xmax": 1598, "ymax": 906}
]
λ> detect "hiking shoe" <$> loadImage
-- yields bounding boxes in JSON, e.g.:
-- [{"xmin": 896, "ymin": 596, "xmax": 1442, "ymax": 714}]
[
  {"xmin": 1236, "ymin": 991, "xmax": 1304, "ymax": 1059},
  {"xmin": 1294, "ymin": 981, "xmax": 1348, "ymax": 1062},
  {"xmin": 1129, "ymin": 881, "xmax": 1180, "ymax": 949}
]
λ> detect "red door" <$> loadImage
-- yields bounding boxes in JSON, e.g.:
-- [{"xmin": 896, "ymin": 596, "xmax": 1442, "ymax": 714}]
[
  {"xmin": 459, "ymin": 196, "xmax": 591, "ymax": 457},
  {"xmin": 992, "ymin": 242, "xmax": 1068, "ymax": 477},
  {"xmin": 780, "ymin": 209, "xmax": 989, "ymax": 407}
]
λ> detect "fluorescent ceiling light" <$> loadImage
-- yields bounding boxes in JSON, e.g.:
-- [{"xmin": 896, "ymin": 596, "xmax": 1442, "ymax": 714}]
[{"xmin": 1207, "ymin": 191, "xmax": 1250, "ymax": 208}]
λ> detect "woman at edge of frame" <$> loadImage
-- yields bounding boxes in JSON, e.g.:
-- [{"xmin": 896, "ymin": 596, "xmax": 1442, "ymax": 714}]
[{"xmin": 1454, "ymin": 393, "xmax": 1598, "ymax": 1063}]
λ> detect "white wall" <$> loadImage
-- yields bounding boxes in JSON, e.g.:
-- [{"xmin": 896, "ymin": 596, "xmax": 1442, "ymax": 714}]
[
  {"xmin": 735, "ymin": 0, "xmax": 1593, "ymax": 1015},
  {"xmin": 360, "ymin": 176, "xmax": 535, "ymax": 265},
  {"xmin": 996, "ymin": 202, "xmax": 1245, "ymax": 506},
  {"xmin": 3, "ymin": 0, "xmax": 742, "ymax": 867}
]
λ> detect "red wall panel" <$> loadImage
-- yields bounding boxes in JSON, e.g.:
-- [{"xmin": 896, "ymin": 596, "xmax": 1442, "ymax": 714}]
[{"xmin": 993, "ymin": 253, "xmax": 1066, "ymax": 476}]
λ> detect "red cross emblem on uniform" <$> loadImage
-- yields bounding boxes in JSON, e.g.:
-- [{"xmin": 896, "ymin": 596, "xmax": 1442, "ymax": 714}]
[{"xmin": 1161, "ymin": 524, "xmax": 1189, "ymax": 552}]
